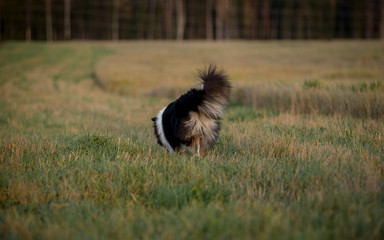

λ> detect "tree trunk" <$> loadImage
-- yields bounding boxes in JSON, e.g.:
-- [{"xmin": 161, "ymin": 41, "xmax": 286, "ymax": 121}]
[
  {"xmin": 282, "ymin": 0, "xmax": 293, "ymax": 39},
  {"xmin": 329, "ymin": 0, "xmax": 336, "ymax": 39},
  {"xmin": 147, "ymin": 0, "xmax": 157, "ymax": 39},
  {"xmin": 112, "ymin": 0, "xmax": 119, "ymax": 41},
  {"xmin": 295, "ymin": 0, "xmax": 303, "ymax": 39},
  {"xmin": 206, "ymin": 0, "xmax": 214, "ymax": 40},
  {"xmin": 176, "ymin": 0, "xmax": 185, "ymax": 40},
  {"xmin": 381, "ymin": 0, "xmax": 384, "ymax": 39},
  {"xmin": 229, "ymin": 0, "xmax": 239, "ymax": 39},
  {"xmin": 45, "ymin": 0, "xmax": 53, "ymax": 41},
  {"xmin": 216, "ymin": 0, "xmax": 230, "ymax": 40},
  {"xmin": 163, "ymin": 0, "xmax": 174, "ymax": 39},
  {"xmin": 216, "ymin": 0, "xmax": 223, "ymax": 40},
  {"xmin": 25, "ymin": 0, "xmax": 32, "ymax": 41},
  {"xmin": 0, "ymin": 1, "xmax": 1, "ymax": 42},
  {"xmin": 244, "ymin": 0, "xmax": 257, "ymax": 39},
  {"xmin": 262, "ymin": 0, "xmax": 271, "ymax": 39},
  {"xmin": 135, "ymin": 1, "xmax": 148, "ymax": 39},
  {"xmin": 365, "ymin": 0, "xmax": 374, "ymax": 38},
  {"xmin": 64, "ymin": 0, "xmax": 71, "ymax": 40},
  {"xmin": 303, "ymin": 0, "xmax": 311, "ymax": 39},
  {"xmin": 216, "ymin": 16, "xmax": 223, "ymax": 40}
]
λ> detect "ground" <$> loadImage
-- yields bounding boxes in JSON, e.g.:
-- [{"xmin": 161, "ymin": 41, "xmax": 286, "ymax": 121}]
[{"xmin": 0, "ymin": 41, "xmax": 383, "ymax": 239}]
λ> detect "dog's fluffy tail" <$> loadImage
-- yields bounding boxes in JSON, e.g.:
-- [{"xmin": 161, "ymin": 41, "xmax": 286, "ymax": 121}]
[{"xmin": 198, "ymin": 64, "xmax": 232, "ymax": 119}]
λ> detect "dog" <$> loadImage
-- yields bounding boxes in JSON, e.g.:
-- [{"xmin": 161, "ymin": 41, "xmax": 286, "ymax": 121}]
[{"xmin": 151, "ymin": 65, "xmax": 231, "ymax": 157}]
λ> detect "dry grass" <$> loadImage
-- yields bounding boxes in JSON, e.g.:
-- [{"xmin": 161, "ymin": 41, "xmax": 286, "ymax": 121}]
[
  {"xmin": 95, "ymin": 41, "xmax": 384, "ymax": 118},
  {"xmin": 0, "ymin": 41, "xmax": 383, "ymax": 240},
  {"xmin": 95, "ymin": 41, "xmax": 384, "ymax": 91},
  {"xmin": 234, "ymin": 82, "xmax": 384, "ymax": 118}
]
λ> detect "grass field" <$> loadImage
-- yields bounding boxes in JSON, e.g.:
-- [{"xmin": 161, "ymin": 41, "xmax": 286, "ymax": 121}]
[{"xmin": 0, "ymin": 41, "xmax": 383, "ymax": 240}]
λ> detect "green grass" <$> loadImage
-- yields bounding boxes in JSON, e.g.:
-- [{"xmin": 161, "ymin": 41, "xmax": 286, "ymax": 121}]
[{"xmin": 0, "ymin": 41, "xmax": 383, "ymax": 240}]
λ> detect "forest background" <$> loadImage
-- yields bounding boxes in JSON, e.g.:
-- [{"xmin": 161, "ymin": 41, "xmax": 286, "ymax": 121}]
[{"xmin": 1, "ymin": 0, "xmax": 384, "ymax": 41}]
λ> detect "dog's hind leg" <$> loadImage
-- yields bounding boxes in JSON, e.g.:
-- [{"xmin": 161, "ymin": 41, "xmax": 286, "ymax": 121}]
[{"xmin": 191, "ymin": 134, "xmax": 201, "ymax": 158}]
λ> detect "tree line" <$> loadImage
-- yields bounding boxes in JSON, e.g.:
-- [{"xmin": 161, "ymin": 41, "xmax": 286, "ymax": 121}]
[{"xmin": 1, "ymin": 0, "xmax": 383, "ymax": 41}]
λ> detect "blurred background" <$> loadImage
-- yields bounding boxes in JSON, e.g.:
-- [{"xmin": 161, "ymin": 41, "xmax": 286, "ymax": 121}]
[{"xmin": 1, "ymin": 0, "xmax": 383, "ymax": 41}]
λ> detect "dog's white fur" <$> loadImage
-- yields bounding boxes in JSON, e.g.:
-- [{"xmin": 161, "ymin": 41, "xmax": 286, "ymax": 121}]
[{"xmin": 155, "ymin": 107, "xmax": 174, "ymax": 153}]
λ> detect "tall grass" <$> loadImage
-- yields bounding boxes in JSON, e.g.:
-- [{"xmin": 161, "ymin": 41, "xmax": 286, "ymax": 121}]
[{"xmin": 233, "ymin": 81, "xmax": 384, "ymax": 118}]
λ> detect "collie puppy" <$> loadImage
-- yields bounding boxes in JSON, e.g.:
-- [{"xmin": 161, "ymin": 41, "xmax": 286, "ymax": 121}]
[{"xmin": 151, "ymin": 65, "xmax": 231, "ymax": 157}]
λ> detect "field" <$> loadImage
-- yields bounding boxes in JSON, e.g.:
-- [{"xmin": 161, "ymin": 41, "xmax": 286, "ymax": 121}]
[{"xmin": 0, "ymin": 41, "xmax": 383, "ymax": 239}]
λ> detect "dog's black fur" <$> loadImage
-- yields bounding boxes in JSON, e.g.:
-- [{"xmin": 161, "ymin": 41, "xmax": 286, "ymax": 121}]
[{"xmin": 151, "ymin": 65, "xmax": 231, "ymax": 155}]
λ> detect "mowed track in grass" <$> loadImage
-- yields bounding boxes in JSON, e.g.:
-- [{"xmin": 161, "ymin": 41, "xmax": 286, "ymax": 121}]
[{"xmin": 0, "ymin": 41, "xmax": 383, "ymax": 240}]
